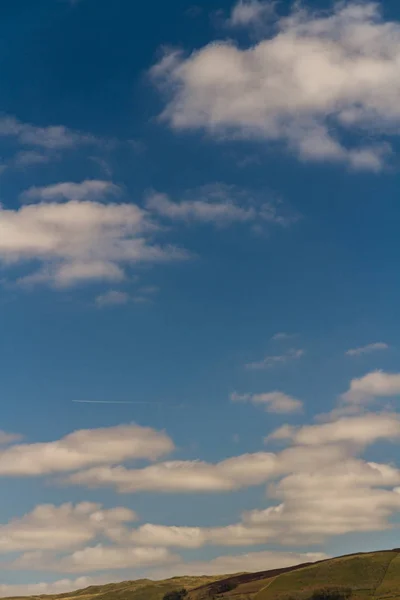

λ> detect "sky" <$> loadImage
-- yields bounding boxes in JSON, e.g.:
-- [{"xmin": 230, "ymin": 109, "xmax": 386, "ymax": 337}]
[{"xmin": 1, "ymin": 0, "xmax": 400, "ymax": 595}]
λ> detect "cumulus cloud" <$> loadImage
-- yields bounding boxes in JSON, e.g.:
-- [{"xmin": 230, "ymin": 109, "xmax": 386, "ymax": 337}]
[
  {"xmin": 231, "ymin": 391, "xmax": 303, "ymax": 413},
  {"xmin": 150, "ymin": 550, "xmax": 328, "ymax": 578},
  {"xmin": 246, "ymin": 348, "xmax": 304, "ymax": 370},
  {"xmin": 0, "ymin": 502, "xmax": 137, "ymax": 553},
  {"xmin": 64, "ymin": 435, "xmax": 359, "ymax": 496},
  {"xmin": 0, "ymin": 576, "xmax": 112, "ymax": 598},
  {"xmin": 267, "ymin": 413, "xmax": 400, "ymax": 447},
  {"xmin": 2, "ymin": 409, "xmax": 400, "ymax": 569},
  {"xmin": 20, "ymin": 180, "xmax": 121, "ymax": 203},
  {"xmin": 151, "ymin": 1, "xmax": 400, "ymax": 170},
  {"xmin": 236, "ymin": 461, "xmax": 400, "ymax": 545},
  {"xmin": 0, "ymin": 431, "xmax": 23, "ymax": 445},
  {"xmin": 63, "ymin": 452, "xmax": 278, "ymax": 493},
  {"xmin": 341, "ymin": 370, "xmax": 400, "ymax": 403},
  {"xmin": 346, "ymin": 342, "xmax": 389, "ymax": 356},
  {"xmin": 13, "ymin": 544, "xmax": 177, "ymax": 573},
  {"xmin": 0, "ymin": 424, "xmax": 174, "ymax": 476},
  {"xmin": 0, "ymin": 199, "xmax": 187, "ymax": 287},
  {"xmin": 74, "ymin": 437, "xmax": 400, "ymax": 551}
]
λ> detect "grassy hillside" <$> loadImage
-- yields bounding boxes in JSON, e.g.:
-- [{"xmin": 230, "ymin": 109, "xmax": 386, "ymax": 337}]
[{"xmin": 3, "ymin": 548, "xmax": 400, "ymax": 600}]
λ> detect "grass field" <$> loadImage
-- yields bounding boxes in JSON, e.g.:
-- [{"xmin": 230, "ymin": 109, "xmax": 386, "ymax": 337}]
[{"xmin": 3, "ymin": 549, "xmax": 400, "ymax": 600}]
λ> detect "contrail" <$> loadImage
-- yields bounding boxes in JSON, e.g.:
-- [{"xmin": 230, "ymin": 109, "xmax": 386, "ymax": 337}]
[
  {"xmin": 72, "ymin": 400, "xmax": 185, "ymax": 407},
  {"xmin": 73, "ymin": 400, "xmax": 162, "ymax": 405}
]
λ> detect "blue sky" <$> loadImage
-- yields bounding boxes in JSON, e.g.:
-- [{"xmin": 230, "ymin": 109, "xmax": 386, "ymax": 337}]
[{"xmin": 1, "ymin": 0, "xmax": 400, "ymax": 595}]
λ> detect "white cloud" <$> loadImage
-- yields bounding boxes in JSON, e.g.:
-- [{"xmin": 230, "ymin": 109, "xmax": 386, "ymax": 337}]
[
  {"xmin": 96, "ymin": 442, "xmax": 400, "ymax": 551},
  {"xmin": 0, "ymin": 502, "xmax": 137, "ymax": 553},
  {"xmin": 228, "ymin": 0, "xmax": 276, "ymax": 28},
  {"xmin": 239, "ymin": 461, "xmax": 400, "ymax": 545},
  {"xmin": 246, "ymin": 348, "xmax": 304, "ymax": 370},
  {"xmin": 13, "ymin": 150, "xmax": 51, "ymax": 167},
  {"xmin": 145, "ymin": 184, "xmax": 295, "ymax": 228},
  {"xmin": 267, "ymin": 413, "xmax": 400, "ymax": 447},
  {"xmin": 13, "ymin": 544, "xmax": 177, "ymax": 574},
  {"xmin": 0, "ymin": 115, "xmax": 94, "ymax": 150},
  {"xmin": 0, "ymin": 199, "xmax": 187, "ymax": 287},
  {"xmin": 346, "ymin": 342, "xmax": 389, "ymax": 356},
  {"xmin": 272, "ymin": 332, "xmax": 294, "ymax": 341},
  {"xmin": 151, "ymin": 1, "xmax": 400, "ymax": 170},
  {"xmin": 150, "ymin": 550, "xmax": 328, "ymax": 578},
  {"xmin": 265, "ymin": 424, "xmax": 296, "ymax": 442},
  {"xmin": 121, "ymin": 524, "xmax": 207, "ymax": 548},
  {"xmin": 146, "ymin": 192, "xmax": 254, "ymax": 224},
  {"xmin": 96, "ymin": 290, "xmax": 130, "ymax": 308},
  {"xmin": 0, "ymin": 576, "xmax": 112, "ymax": 599},
  {"xmin": 20, "ymin": 180, "xmax": 121, "ymax": 203},
  {"xmin": 63, "ymin": 440, "xmax": 353, "ymax": 496},
  {"xmin": 0, "ymin": 431, "xmax": 23, "ymax": 445},
  {"xmin": 64, "ymin": 452, "xmax": 278, "ymax": 493},
  {"xmin": 231, "ymin": 391, "xmax": 303, "ymax": 413},
  {"xmin": 0, "ymin": 424, "xmax": 174, "ymax": 476},
  {"xmin": 341, "ymin": 370, "xmax": 400, "ymax": 403}
]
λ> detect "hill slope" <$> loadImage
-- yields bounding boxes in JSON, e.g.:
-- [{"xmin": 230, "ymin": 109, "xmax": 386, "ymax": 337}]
[
  {"xmin": 187, "ymin": 549, "xmax": 400, "ymax": 600},
  {"xmin": 3, "ymin": 549, "xmax": 400, "ymax": 600}
]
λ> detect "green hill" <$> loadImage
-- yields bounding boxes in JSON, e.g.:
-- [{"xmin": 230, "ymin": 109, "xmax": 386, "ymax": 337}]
[{"xmin": 3, "ymin": 548, "xmax": 400, "ymax": 600}]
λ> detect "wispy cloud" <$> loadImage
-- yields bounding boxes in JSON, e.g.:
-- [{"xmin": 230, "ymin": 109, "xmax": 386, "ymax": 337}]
[
  {"xmin": 227, "ymin": 0, "xmax": 276, "ymax": 29},
  {"xmin": 246, "ymin": 348, "xmax": 304, "ymax": 370},
  {"xmin": 95, "ymin": 286, "xmax": 159, "ymax": 308},
  {"xmin": 20, "ymin": 181, "xmax": 121, "ymax": 203},
  {"xmin": 272, "ymin": 332, "xmax": 295, "ymax": 341},
  {"xmin": 0, "ymin": 114, "xmax": 95, "ymax": 150},
  {"xmin": 231, "ymin": 391, "xmax": 303, "ymax": 413},
  {"xmin": 145, "ymin": 184, "xmax": 297, "ymax": 229},
  {"xmin": 95, "ymin": 290, "xmax": 129, "ymax": 308},
  {"xmin": 346, "ymin": 342, "xmax": 389, "ymax": 357}
]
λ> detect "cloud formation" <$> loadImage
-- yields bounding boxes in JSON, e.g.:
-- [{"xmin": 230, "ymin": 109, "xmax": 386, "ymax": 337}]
[
  {"xmin": 0, "ymin": 115, "xmax": 94, "ymax": 150},
  {"xmin": 20, "ymin": 180, "xmax": 121, "ymax": 203},
  {"xmin": 64, "ymin": 452, "xmax": 278, "ymax": 493},
  {"xmin": 231, "ymin": 391, "xmax": 303, "ymax": 413},
  {"xmin": 246, "ymin": 348, "xmax": 304, "ymax": 370},
  {"xmin": 228, "ymin": 0, "xmax": 276, "ymax": 29},
  {"xmin": 0, "ymin": 199, "xmax": 187, "ymax": 287},
  {"xmin": 266, "ymin": 413, "xmax": 400, "ymax": 447},
  {"xmin": 0, "ymin": 576, "xmax": 112, "ymax": 599},
  {"xmin": 0, "ymin": 424, "xmax": 174, "ymax": 476},
  {"xmin": 95, "ymin": 290, "xmax": 130, "ymax": 307},
  {"xmin": 346, "ymin": 342, "xmax": 389, "ymax": 356},
  {"xmin": 151, "ymin": 550, "xmax": 328, "ymax": 578},
  {"xmin": 341, "ymin": 370, "xmax": 400, "ymax": 404},
  {"xmin": 0, "ymin": 502, "xmax": 137, "ymax": 553},
  {"xmin": 145, "ymin": 184, "xmax": 295, "ymax": 228},
  {"xmin": 151, "ymin": 1, "xmax": 400, "ymax": 170},
  {"xmin": 13, "ymin": 544, "xmax": 177, "ymax": 573}
]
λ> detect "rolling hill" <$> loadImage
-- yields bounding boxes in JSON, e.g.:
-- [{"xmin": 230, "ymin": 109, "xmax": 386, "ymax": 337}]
[{"xmin": 3, "ymin": 548, "xmax": 400, "ymax": 600}]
